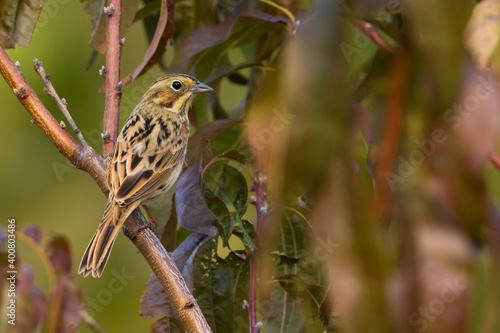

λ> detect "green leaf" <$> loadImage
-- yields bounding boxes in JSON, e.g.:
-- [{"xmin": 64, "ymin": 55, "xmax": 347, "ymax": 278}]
[
  {"xmin": 202, "ymin": 152, "xmax": 254, "ymax": 244},
  {"xmin": 233, "ymin": 219, "xmax": 256, "ymax": 248},
  {"xmin": 261, "ymin": 209, "xmax": 329, "ymax": 331},
  {"xmin": 0, "ymin": 0, "xmax": 44, "ymax": 48},
  {"xmin": 210, "ymin": 125, "xmax": 244, "ymax": 157},
  {"xmin": 187, "ymin": 119, "xmax": 238, "ymax": 165},
  {"xmin": 193, "ymin": 238, "xmax": 234, "ymax": 333},
  {"xmin": 275, "ymin": 274, "xmax": 325, "ymax": 311},
  {"xmin": 226, "ymin": 252, "xmax": 250, "ymax": 332}
]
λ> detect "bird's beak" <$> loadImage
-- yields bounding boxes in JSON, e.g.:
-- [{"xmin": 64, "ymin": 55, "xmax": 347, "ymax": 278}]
[{"xmin": 191, "ymin": 81, "xmax": 213, "ymax": 94}]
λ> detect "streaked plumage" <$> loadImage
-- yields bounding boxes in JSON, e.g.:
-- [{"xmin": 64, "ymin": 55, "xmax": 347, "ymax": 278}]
[{"xmin": 79, "ymin": 74, "xmax": 212, "ymax": 277}]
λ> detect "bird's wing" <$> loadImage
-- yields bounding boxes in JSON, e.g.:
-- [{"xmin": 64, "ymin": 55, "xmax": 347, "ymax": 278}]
[{"xmin": 109, "ymin": 113, "xmax": 188, "ymax": 206}]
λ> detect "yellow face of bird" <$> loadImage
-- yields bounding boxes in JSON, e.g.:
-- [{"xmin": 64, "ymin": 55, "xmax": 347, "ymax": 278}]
[{"xmin": 144, "ymin": 74, "xmax": 213, "ymax": 115}]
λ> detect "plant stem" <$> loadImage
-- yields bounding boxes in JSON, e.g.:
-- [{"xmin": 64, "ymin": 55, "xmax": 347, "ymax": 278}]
[
  {"xmin": 102, "ymin": 0, "xmax": 123, "ymax": 156},
  {"xmin": 249, "ymin": 167, "xmax": 266, "ymax": 333},
  {"xmin": 33, "ymin": 58, "xmax": 88, "ymax": 146}
]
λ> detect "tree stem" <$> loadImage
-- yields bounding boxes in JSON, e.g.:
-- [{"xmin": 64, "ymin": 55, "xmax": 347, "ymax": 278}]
[{"xmin": 103, "ymin": 0, "xmax": 123, "ymax": 156}]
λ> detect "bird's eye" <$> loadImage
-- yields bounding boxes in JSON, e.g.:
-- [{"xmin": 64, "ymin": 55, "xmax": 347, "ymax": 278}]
[{"xmin": 172, "ymin": 81, "xmax": 182, "ymax": 90}]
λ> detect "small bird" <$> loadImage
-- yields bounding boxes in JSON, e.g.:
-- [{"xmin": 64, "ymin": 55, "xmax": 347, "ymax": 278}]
[{"xmin": 79, "ymin": 74, "xmax": 212, "ymax": 277}]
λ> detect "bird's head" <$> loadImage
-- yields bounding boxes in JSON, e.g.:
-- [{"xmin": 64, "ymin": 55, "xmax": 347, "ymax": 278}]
[{"xmin": 144, "ymin": 74, "xmax": 213, "ymax": 115}]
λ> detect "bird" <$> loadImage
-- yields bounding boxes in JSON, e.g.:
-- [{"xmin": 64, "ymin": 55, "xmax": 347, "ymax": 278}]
[{"xmin": 79, "ymin": 74, "xmax": 212, "ymax": 277}]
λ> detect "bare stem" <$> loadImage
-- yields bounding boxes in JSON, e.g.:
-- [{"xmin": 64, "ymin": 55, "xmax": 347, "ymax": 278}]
[
  {"xmin": 0, "ymin": 46, "xmax": 211, "ymax": 333},
  {"xmin": 349, "ymin": 18, "xmax": 397, "ymax": 54},
  {"xmin": 249, "ymin": 168, "xmax": 266, "ymax": 333},
  {"xmin": 338, "ymin": 1, "xmax": 398, "ymax": 54},
  {"xmin": 33, "ymin": 58, "xmax": 88, "ymax": 146},
  {"xmin": 102, "ymin": 0, "xmax": 123, "ymax": 156}
]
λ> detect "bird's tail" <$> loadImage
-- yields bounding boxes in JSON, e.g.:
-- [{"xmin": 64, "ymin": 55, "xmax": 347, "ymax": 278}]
[{"xmin": 79, "ymin": 199, "xmax": 135, "ymax": 277}]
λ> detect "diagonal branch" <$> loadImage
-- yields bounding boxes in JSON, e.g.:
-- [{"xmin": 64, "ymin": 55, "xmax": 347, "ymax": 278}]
[
  {"xmin": 348, "ymin": 18, "xmax": 397, "ymax": 54},
  {"xmin": 33, "ymin": 58, "xmax": 88, "ymax": 147},
  {"xmin": 0, "ymin": 46, "xmax": 211, "ymax": 332}
]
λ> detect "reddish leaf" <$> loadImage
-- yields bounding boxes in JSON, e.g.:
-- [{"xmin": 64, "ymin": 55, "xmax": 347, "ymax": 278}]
[
  {"xmin": 121, "ymin": 0, "xmax": 175, "ymax": 85},
  {"xmin": 160, "ymin": 194, "xmax": 178, "ymax": 252},
  {"xmin": 23, "ymin": 224, "xmax": 43, "ymax": 243},
  {"xmin": 150, "ymin": 316, "xmax": 182, "ymax": 333},
  {"xmin": 204, "ymin": 61, "xmax": 265, "ymax": 86},
  {"xmin": 50, "ymin": 275, "xmax": 83, "ymax": 332},
  {"xmin": 186, "ymin": 119, "xmax": 237, "ymax": 165},
  {"xmin": 15, "ymin": 265, "xmax": 47, "ymax": 332},
  {"xmin": 169, "ymin": 12, "xmax": 288, "ymax": 80},
  {"xmin": 46, "ymin": 236, "xmax": 72, "ymax": 274},
  {"xmin": 140, "ymin": 232, "xmax": 211, "ymax": 318},
  {"xmin": 175, "ymin": 162, "xmax": 220, "ymax": 236}
]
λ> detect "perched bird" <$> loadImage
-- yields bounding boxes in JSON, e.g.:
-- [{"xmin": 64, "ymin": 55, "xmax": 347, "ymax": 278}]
[{"xmin": 79, "ymin": 74, "xmax": 212, "ymax": 277}]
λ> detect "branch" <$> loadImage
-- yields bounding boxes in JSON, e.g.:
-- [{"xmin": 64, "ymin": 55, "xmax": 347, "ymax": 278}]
[
  {"xmin": 33, "ymin": 59, "xmax": 88, "ymax": 147},
  {"xmin": 374, "ymin": 49, "xmax": 410, "ymax": 213},
  {"xmin": 0, "ymin": 47, "xmax": 211, "ymax": 332},
  {"xmin": 248, "ymin": 170, "xmax": 266, "ymax": 333},
  {"xmin": 102, "ymin": 0, "xmax": 123, "ymax": 156},
  {"xmin": 349, "ymin": 18, "xmax": 397, "ymax": 54},
  {"xmin": 338, "ymin": 1, "xmax": 398, "ymax": 54},
  {"xmin": 80, "ymin": 310, "xmax": 107, "ymax": 333}
]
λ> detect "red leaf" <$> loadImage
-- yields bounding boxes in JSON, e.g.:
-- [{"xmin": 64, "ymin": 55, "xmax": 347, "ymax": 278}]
[
  {"xmin": 116, "ymin": 0, "xmax": 174, "ymax": 89},
  {"xmin": 46, "ymin": 236, "xmax": 72, "ymax": 274},
  {"xmin": 23, "ymin": 224, "xmax": 43, "ymax": 243}
]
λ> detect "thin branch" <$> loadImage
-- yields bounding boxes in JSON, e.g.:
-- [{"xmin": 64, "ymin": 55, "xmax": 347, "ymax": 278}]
[
  {"xmin": 102, "ymin": 0, "xmax": 123, "ymax": 156},
  {"xmin": 349, "ymin": 18, "xmax": 397, "ymax": 54},
  {"xmin": 248, "ymin": 169, "xmax": 266, "ymax": 333},
  {"xmin": 0, "ymin": 47, "xmax": 211, "ymax": 332},
  {"xmin": 80, "ymin": 310, "xmax": 107, "ymax": 333},
  {"xmin": 0, "ymin": 48, "xmax": 80, "ymax": 162},
  {"xmin": 33, "ymin": 59, "xmax": 88, "ymax": 146},
  {"xmin": 338, "ymin": 1, "xmax": 398, "ymax": 54},
  {"xmin": 374, "ymin": 49, "xmax": 410, "ymax": 214}
]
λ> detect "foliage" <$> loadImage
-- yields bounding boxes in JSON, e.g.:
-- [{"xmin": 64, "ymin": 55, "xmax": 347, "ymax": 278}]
[{"xmin": 3, "ymin": 0, "xmax": 500, "ymax": 332}]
